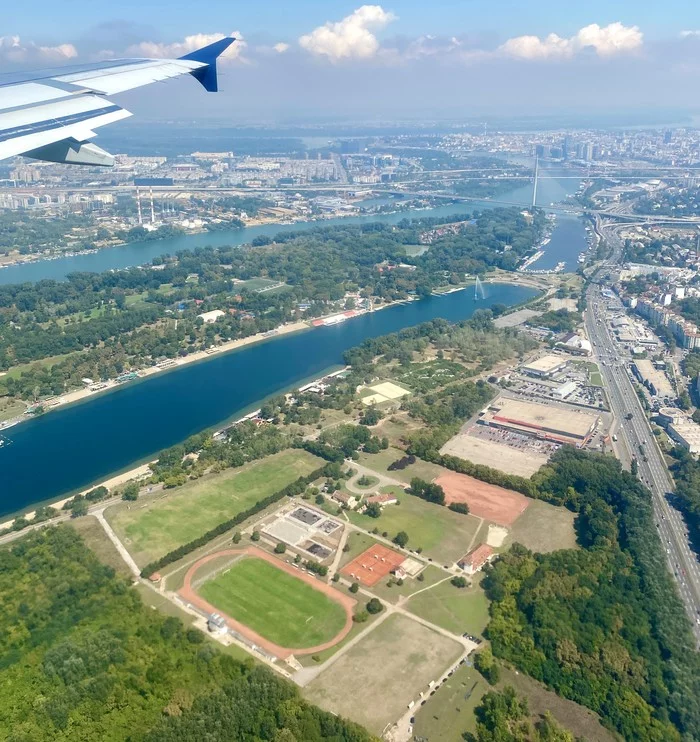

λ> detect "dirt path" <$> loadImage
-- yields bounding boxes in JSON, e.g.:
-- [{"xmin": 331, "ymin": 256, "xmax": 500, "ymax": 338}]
[
  {"xmin": 346, "ymin": 461, "xmax": 408, "ymax": 492},
  {"xmin": 179, "ymin": 546, "xmax": 356, "ymax": 660},
  {"xmin": 95, "ymin": 508, "xmax": 141, "ymax": 577}
]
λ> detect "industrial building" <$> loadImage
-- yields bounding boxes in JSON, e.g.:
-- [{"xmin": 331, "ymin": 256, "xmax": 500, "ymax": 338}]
[
  {"xmin": 480, "ymin": 398, "xmax": 599, "ymax": 447},
  {"xmin": 520, "ymin": 355, "xmax": 568, "ymax": 378},
  {"xmin": 667, "ymin": 419, "xmax": 700, "ymax": 454}
]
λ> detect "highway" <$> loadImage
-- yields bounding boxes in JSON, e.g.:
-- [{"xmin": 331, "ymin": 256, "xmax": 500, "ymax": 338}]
[{"xmin": 585, "ymin": 227, "xmax": 700, "ymax": 639}]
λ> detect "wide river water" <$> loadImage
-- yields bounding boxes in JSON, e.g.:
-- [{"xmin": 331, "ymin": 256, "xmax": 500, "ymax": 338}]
[
  {"xmin": 1, "ymin": 284, "xmax": 535, "ymax": 516},
  {"xmin": 0, "ymin": 167, "xmax": 584, "ymax": 516},
  {"xmin": 0, "ymin": 166, "xmax": 584, "ymax": 286}
]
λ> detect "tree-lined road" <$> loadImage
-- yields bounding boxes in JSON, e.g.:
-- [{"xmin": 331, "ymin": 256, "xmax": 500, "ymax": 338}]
[{"xmin": 585, "ymin": 227, "xmax": 700, "ymax": 640}]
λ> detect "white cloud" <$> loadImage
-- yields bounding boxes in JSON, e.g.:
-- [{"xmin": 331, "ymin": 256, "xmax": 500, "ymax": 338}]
[
  {"xmin": 273, "ymin": 42, "xmax": 290, "ymax": 54},
  {"xmin": 499, "ymin": 22, "xmax": 642, "ymax": 60},
  {"xmin": 299, "ymin": 5, "xmax": 396, "ymax": 61},
  {"xmin": 0, "ymin": 35, "xmax": 78, "ymax": 63},
  {"xmin": 126, "ymin": 32, "xmax": 246, "ymax": 63},
  {"xmin": 680, "ymin": 30, "xmax": 700, "ymax": 39}
]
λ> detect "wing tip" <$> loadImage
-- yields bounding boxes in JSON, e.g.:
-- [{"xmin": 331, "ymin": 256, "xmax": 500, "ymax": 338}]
[{"xmin": 179, "ymin": 36, "xmax": 236, "ymax": 64}]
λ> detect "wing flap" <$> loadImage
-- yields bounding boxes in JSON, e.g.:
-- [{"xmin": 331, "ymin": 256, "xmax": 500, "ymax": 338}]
[{"xmin": 0, "ymin": 94, "xmax": 130, "ymax": 162}]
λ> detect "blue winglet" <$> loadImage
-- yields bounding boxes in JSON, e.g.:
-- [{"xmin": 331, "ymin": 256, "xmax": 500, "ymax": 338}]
[{"xmin": 179, "ymin": 37, "xmax": 236, "ymax": 92}]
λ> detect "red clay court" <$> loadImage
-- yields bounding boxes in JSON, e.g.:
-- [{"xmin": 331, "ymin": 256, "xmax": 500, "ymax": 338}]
[
  {"xmin": 435, "ymin": 471, "xmax": 530, "ymax": 527},
  {"xmin": 341, "ymin": 543, "xmax": 405, "ymax": 587}
]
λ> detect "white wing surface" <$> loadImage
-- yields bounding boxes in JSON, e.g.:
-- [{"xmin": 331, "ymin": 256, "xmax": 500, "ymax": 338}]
[{"xmin": 0, "ymin": 37, "xmax": 235, "ymax": 166}]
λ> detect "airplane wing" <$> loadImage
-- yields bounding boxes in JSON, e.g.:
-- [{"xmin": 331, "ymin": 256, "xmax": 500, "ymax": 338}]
[{"xmin": 0, "ymin": 36, "xmax": 235, "ymax": 167}]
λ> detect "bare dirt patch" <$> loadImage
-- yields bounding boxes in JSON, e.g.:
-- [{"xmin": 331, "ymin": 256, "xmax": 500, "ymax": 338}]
[
  {"xmin": 435, "ymin": 472, "xmax": 530, "ymax": 527},
  {"xmin": 486, "ymin": 524, "xmax": 508, "ymax": 548},
  {"xmin": 304, "ymin": 614, "xmax": 463, "ymax": 735},
  {"xmin": 440, "ymin": 433, "xmax": 548, "ymax": 477}
]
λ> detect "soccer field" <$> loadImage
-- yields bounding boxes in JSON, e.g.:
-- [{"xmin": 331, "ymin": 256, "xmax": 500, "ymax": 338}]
[
  {"xmin": 199, "ymin": 557, "xmax": 348, "ymax": 648},
  {"xmin": 107, "ymin": 449, "xmax": 322, "ymax": 565}
]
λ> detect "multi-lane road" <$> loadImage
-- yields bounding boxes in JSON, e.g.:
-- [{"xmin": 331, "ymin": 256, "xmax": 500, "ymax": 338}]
[{"xmin": 585, "ymin": 227, "xmax": 700, "ymax": 639}]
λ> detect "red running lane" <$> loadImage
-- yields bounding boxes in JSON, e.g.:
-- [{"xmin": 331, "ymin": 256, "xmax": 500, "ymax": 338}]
[{"xmin": 179, "ymin": 546, "xmax": 355, "ymax": 660}]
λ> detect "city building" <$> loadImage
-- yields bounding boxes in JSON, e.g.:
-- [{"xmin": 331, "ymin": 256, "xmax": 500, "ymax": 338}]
[
  {"xmin": 480, "ymin": 398, "xmax": 599, "ymax": 447},
  {"xmin": 521, "ymin": 355, "xmax": 568, "ymax": 378}
]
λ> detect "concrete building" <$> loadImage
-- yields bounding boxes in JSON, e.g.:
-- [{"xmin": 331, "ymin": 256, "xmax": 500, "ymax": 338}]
[
  {"xmin": 668, "ymin": 419, "xmax": 700, "ymax": 454},
  {"xmin": 521, "ymin": 355, "xmax": 568, "ymax": 378},
  {"xmin": 480, "ymin": 398, "xmax": 599, "ymax": 447},
  {"xmin": 458, "ymin": 544, "xmax": 495, "ymax": 575},
  {"xmin": 207, "ymin": 613, "xmax": 227, "ymax": 634},
  {"xmin": 331, "ymin": 491, "xmax": 358, "ymax": 509},
  {"xmin": 553, "ymin": 380, "xmax": 578, "ymax": 399}
]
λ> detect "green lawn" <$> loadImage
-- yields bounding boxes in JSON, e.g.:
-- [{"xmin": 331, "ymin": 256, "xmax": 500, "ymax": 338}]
[
  {"xmin": 199, "ymin": 556, "xmax": 347, "ymax": 648},
  {"xmin": 505, "ymin": 499, "xmax": 577, "ymax": 554},
  {"xmin": 407, "ymin": 575, "xmax": 490, "ymax": 637},
  {"xmin": 369, "ymin": 564, "xmax": 447, "ymax": 605},
  {"xmin": 107, "ymin": 449, "xmax": 322, "ymax": 565},
  {"xmin": 347, "ymin": 486, "xmax": 482, "ymax": 565},
  {"xmin": 412, "ymin": 662, "xmax": 488, "ymax": 742},
  {"xmin": 358, "ymin": 447, "xmax": 446, "ymax": 484}
]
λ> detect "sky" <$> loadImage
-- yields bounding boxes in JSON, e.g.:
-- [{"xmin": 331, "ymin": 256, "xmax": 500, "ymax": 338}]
[{"xmin": 3, "ymin": 2, "xmax": 700, "ymax": 123}]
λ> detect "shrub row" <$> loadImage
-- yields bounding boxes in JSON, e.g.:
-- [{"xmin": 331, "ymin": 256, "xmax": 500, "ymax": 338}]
[{"xmin": 295, "ymin": 440, "xmax": 345, "ymax": 463}]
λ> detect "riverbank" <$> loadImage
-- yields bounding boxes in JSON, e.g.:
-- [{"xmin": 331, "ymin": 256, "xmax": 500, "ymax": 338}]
[
  {"xmin": 0, "ymin": 297, "xmax": 419, "ymax": 431},
  {"xmin": 0, "ymin": 283, "xmax": 537, "ymax": 516},
  {"xmin": 0, "ymin": 319, "xmax": 312, "ymax": 431}
]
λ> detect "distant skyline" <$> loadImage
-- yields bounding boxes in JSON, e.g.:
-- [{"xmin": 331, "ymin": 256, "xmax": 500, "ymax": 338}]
[{"xmin": 3, "ymin": 3, "xmax": 700, "ymax": 122}]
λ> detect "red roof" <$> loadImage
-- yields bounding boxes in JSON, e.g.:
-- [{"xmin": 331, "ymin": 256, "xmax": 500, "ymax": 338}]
[{"xmin": 460, "ymin": 544, "xmax": 494, "ymax": 569}]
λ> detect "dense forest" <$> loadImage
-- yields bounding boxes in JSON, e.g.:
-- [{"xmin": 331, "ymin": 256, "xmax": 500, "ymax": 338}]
[
  {"xmin": 667, "ymin": 446, "xmax": 700, "ymax": 550},
  {"xmin": 0, "ymin": 208, "xmax": 544, "ymax": 401},
  {"xmin": 0, "ymin": 527, "xmax": 375, "ymax": 742},
  {"xmin": 0, "ymin": 211, "xmax": 94, "ymax": 256},
  {"xmin": 482, "ymin": 447, "xmax": 700, "ymax": 742}
]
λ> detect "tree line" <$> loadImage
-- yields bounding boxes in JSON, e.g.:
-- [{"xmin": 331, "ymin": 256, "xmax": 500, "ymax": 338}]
[{"xmin": 0, "ymin": 527, "xmax": 374, "ymax": 741}]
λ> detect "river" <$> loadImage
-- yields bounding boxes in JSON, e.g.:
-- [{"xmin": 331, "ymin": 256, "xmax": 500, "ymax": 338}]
[
  {"xmin": 0, "ymin": 284, "xmax": 535, "ymax": 517},
  {"xmin": 0, "ymin": 164, "xmax": 585, "ymax": 286}
]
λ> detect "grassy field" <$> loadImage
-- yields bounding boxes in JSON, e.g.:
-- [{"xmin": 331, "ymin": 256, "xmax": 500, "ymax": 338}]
[
  {"xmin": 358, "ymin": 447, "xmax": 446, "ymax": 484},
  {"xmin": 412, "ymin": 662, "xmax": 488, "ymax": 742},
  {"xmin": 347, "ymin": 485, "xmax": 482, "ymax": 565},
  {"xmin": 69, "ymin": 515, "xmax": 133, "ymax": 578},
  {"xmin": 107, "ymin": 449, "xmax": 322, "ymax": 565},
  {"xmin": 304, "ymin": 614, "xmax": 463, "ymax": 734},
  {"xmin": 369, "ymin": 564, "xmax": 447, "ymax": 605},
  {"xmin": 407, "ymin": 575, "xmax": 490, "ymax": 637},
  {"xmin": 391, "ymin": 359, "xmax": 468, "ymax": 393},
  {"xmin": 198, "ymin": 556, "xmax": 347, "ymax": 648},
  {"xmin": 0, "ymin": 397, "xmax": 26, "ymax": 423},
  {"xmin": 339, "ymin": 531, "xmax": 383, "ymax": 567},
  {"xmin": 505, "ymin": 499, "xmax": 577, "ymax": 553}
]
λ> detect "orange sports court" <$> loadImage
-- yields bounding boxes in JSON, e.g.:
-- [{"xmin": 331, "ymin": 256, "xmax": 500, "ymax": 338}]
[{"xmin": 341, "ymin": 543, "xmax": 405, "ymax": 587}]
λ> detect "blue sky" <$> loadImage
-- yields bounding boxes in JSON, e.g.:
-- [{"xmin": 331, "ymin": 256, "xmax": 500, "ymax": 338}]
[
  {"xmin": 3, "ymin": 3, "xmax": 700, "ymax": 120},
  {"xmin": 5, "ymin": 0, "xmax": 699, "ymax": 45}
]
